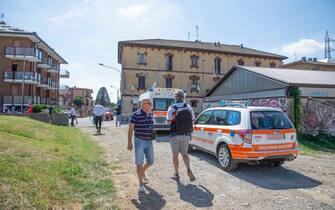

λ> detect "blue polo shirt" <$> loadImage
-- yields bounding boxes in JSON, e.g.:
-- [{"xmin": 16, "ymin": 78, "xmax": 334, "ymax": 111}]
[{"xmin": 130, "ymin": 109, "xmax": 155, "ymax": 140}]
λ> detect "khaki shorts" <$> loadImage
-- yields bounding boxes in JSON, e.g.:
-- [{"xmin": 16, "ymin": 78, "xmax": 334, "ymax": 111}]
[{"xmin": 170, "ymin": 135, "xmax": 191, "ymax": 155}]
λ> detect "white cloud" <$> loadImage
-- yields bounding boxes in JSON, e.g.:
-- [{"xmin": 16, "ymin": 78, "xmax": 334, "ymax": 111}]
[
  {"xmin": 280, "ymin": 39, "xmax": 323, "ymax": 56},
  {"xmin": 49, "ymin": 7, "xmax": 90, "ymax": 24},
  {"xmin": 117, "ymin": 3, "xmax": 150, "ymax": 21}
]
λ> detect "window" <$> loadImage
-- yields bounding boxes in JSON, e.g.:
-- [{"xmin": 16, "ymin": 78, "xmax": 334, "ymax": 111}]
[
  {"xmin": 138, "ymin": 52, "xmax": 146, "ymax": 64},
  {"xmin": 254, "ymin": 60, "xmax": 261, "ymax": 67},
  {"xmin": 214, "ymin": 57, "xmax": 221, "ymax": 74},
  {"xmin": 191, "ymin": 100, "xmax": 198, "ymax": 108},
  {"xmin": 195, "ymin": 111, "xmax": 213, "ymax": 124},
  {"xmin": 269, "ymin": 62, "xmax": 276, "ymax": 68},
  {"xmin": 191, "ymin": 79, "xmax": 198, "ymax": 88},
  {"xmin": 166, "ymin": 78, "xmax": 172, "ymax": 88},
  {"xmin": 238, "ymin": 59, "xmax": 244, "ymax": 66},
  {"xmin": 153, "ymin": 98, "xmax": 175, "ymax": 111},
  {"xmin": 211, "ymin": 110, "xmax": 241, "ymax": 126},
  {"xmin": 166, "ymin": 54, "xmax": 173, "ymax": 71},
  {"xmin": 190, "ymin": 55, "xmax": 198, "ymax": 67},
  {"xmin": 138, "ymin": 76, "xmax": 145, "ymax": 89},
  {"xmin": 250, "ymin": 111, "xmax": 293, "ymax": 130}
]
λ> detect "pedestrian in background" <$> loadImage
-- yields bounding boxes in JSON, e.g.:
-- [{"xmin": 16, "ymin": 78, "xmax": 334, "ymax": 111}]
[{"xmin": 93, "ymin": 102, "xmax": 105, "ymax": 134}]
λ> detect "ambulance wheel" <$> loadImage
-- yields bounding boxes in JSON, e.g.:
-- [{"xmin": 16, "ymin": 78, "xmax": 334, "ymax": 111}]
[
  {"xmin": 187, "ymin": 144, "xmax": 195, "ymax": 153},
  {"xmin": 217, "ymin": 144, "xmax": 237, "ymax": 171}
]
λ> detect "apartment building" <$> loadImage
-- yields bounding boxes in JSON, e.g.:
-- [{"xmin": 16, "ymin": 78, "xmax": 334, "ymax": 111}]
[
  {"xmin": 118, "ymin": 39, "xmax": 287, "ymax": 114},
  {"xmin": 0, "ymin": 21, "xmax": 67, "ymax": 112}
]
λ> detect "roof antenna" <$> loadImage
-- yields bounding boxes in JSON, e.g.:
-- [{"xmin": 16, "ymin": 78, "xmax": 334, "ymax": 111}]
[
  {"xmin": 195, "ymin": 25, "xmax": 199, "ymax": 41},
  {"xmin": 0, "ymin": 13, "xmax": 5, "ymax": 24},
  {"xmin": 187, "ymin": 32, "xmax": 190, "ymax": 40}
]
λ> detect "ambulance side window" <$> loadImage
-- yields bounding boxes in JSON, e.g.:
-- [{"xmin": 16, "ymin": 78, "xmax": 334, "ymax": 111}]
[
  {"xmin": 211, "ymin": 110, "xmax": 227, "ymax": 125},
  {"xmin": 195, "ymin": 111, "xmax": 213, "ymax": 125}
]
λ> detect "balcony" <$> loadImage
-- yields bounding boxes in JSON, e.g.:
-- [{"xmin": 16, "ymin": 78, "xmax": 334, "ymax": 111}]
[
  {"xmin": 3, "ymin": 96, "xmax": 35, "ymax": 105},
  {"xmin": 59, "ymin": 84, "xmax": 70, "ymax": 91},
  {"xmin": 37, "ymin": 77, "xmax": 48, "ymax": 88},
  {"xmin": 60, "ymin": 70, "xmax": 70, "ymax": 78},
  {"xmin": 3, "ymin": 71, "xmax": 39, "ymax": 84},
  {"xmin": 47, "ymin": 80, "xmax": 58, "ymax": 90},
  {"xmin": 47, "ymin": 63, "xmax": 60, "ymax": 74},
  {"xmin": 37, "ymin": 56, "xmax": 53, "ymax": 69},
  {"xmin": 5, "ymin": 47, "xmax": 42, "ymax": 62}
]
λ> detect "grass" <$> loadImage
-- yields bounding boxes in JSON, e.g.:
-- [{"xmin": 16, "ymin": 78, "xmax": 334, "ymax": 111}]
[
  {"xmin": 0, "ymin": 116, "xmax": 117, "ymax": 209},
  {"xmin": 298, "ymin": 133, "xmax": 335, "ymax": 156}
]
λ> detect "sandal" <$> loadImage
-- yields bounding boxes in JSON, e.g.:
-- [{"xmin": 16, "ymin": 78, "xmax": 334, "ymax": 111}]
[{"xmin": 187, "ymin": 169, "xmax": 196, "ymax": 182}]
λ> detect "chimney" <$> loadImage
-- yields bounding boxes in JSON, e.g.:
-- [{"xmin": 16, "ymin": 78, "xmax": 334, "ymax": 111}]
[
  {"xmin": 313, "ymin": 57, "xmax": 317, "ymax": 62},
  {"xmin": 214, "ymin": 42, "xmax": 217, "ymax": 46},
  {"xmin": 218, "ymin": 41, "xmax": 220, "ymax": 47},
  {"xmin": 240, "ymin": 43, "xmax": 244, "ymax": 48},
  {"xmin": 308, "ymin": 57, "xmax": 313, "ymax": 61},
  {"xmin": 301, "ymin": 57, "xmax": 306, "ymax": 62}
]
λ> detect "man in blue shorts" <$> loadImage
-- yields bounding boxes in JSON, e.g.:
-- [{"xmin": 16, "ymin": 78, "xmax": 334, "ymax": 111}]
[{"xmin": 128, "ymin": 98, "xmax": 155, "ymax": 193}]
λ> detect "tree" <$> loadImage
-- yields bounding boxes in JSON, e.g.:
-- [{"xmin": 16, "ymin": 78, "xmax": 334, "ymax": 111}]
[
  {"xmin": 74, "ymin": 96, "xmax": 84, "ymax": 108},
  {"xmin": 95, "ymin": 87, "xmax": 111, "ymax": 107}
]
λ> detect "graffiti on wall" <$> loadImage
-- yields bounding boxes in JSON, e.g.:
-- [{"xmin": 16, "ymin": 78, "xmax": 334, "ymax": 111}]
[
  {"xmin": 248, "ymin": 98, "xmax": 289, "ymax": 113},
  {"xmin": 301, "ymin": 99, "xmax": 335, "ymax": 136}
]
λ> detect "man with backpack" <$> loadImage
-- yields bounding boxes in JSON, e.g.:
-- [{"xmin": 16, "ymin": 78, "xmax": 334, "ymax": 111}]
[{"xmin": 166, "ymin": 90, "xmax": 196, "ymax": 182}]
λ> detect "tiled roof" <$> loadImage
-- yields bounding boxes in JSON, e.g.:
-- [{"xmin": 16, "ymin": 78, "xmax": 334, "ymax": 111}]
[{"xmin": 119, "ymin": 39, "xmax": 287, "ymax": 59}]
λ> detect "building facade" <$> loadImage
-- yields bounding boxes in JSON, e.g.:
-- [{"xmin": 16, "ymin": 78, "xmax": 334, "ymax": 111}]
[
  {"xmin": 284, "ymin": 57, "xmax": 335, "ymax": 72},
  {"xmin": 118, "ymin": 39, "xmax": 286, "ymax": 114},
  {"xmin": 59, "ymin": 87, "xmax": 93, "ymax": 117},
  {"xmin": 0, "ymin": 21, "xmax": 67, "ymax": 112}
]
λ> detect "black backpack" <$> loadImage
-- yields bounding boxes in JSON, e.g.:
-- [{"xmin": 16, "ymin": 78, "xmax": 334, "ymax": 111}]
[{"xmin": 173, "ymin": 103, "xmax": 193, "ymax": 134}]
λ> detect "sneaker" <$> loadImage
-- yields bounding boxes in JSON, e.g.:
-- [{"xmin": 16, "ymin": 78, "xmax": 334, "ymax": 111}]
[
  {"xmin": 172, "ymin": 173, "xmax": 180, "ymax": 181},
  {"xmin": 138, "ymin": 185, "xmax": 145, "ymax": 193},
  {"xmin": 143, "ymin": 176, "xmax": 150, "ymax": 184}
]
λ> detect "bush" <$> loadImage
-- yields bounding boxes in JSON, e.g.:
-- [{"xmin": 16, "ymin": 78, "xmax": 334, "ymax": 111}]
[
  {"xmin": 53, "ymin": 106, "xmax": 62, "ymax": 113},
  {"xmin": 32, "ymin": 104, "xmax": 42, "ymax": 113}
]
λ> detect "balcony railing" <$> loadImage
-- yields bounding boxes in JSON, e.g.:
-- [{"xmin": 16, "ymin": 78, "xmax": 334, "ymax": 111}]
[
  {"xmin": 5, "ymin": 47, "xmax": 42, "ymax": 62},
  {"xmin": 3, "ymin": 96, "xmax": 35, "ymax": 105},
  {"xmin": 59, "ymin": 84, "xmax": 70, "ymax": 91},
  {"xmin": 60, "ymin": 70, "xmax": 70, "ymax": 78},
  {"xmin": 3, "ymin": 71, "xmax": 40, "ymax": 84}
]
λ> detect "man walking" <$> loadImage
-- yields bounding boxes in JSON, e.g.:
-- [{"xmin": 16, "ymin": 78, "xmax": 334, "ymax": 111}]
[
  {"xmin": 128, "ymin": 98, "xmax": 155, "ymax": 193},
  {"xmin": 93, "ymin": 102, "xmax": 105, "ymax": 134},
  {"xmin": 166, "ymin": 90, "xmax": 196, "ymax": 182},
  {"xmin": 69, "ymin": 105, "xmax": 78, "ymax": 127}
]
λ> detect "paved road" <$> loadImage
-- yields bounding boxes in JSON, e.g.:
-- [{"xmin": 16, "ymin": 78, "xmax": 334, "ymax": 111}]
[{"xmin": 80, "ymin": 124, "xmax": 335, "ymax": 210}]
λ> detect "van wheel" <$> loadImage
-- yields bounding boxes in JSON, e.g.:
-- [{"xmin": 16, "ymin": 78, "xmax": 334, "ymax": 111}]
[
  {"xmin": 187, "ymin": 144, "xmax": 194, "ymax": 153},
  {"xmin": 217, "ymin": 144, "xmax": 237, "ymax": 171},
  {"xmin": 273, "ymin": 160, "xmax": 285, "ymax": 167}
]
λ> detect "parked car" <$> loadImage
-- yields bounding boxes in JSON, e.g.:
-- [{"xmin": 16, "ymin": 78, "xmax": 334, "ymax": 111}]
[
  {"xmin": 104, "ymin": 110, "xmax": 114, "ymax": 121},
  {"xmin": 190, "ymin": 105, "xmax": 299, "ymax": 171}
]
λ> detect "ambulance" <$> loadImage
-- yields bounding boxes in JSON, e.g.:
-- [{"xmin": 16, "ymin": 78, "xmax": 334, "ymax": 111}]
[
  {"xmin": 139, "ymin": 88, "xmax": 183, "ymax": 131},
  {"xmin": 190, "ymin": 104, "xmax": 299, "ymax": 171}
]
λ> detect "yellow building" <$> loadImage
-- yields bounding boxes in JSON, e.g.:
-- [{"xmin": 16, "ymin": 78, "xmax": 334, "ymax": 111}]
[
  {"xmin": 118, "ymin": 39, "xmax": 286, "ymax": 114},
  {"xmin": 283, "ymin": 57, "xmax": 335, "ymax": 72}
]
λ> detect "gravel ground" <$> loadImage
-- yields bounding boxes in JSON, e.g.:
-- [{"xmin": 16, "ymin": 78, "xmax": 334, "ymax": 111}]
[{"xmin": 80, "ymin": 124, "xmax": 335, "ymax": 210}]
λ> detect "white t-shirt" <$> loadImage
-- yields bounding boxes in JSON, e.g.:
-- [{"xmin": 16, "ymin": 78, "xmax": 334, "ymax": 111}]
[
  {"xmin": 93, "ymin": 104, "xmax": 106, "ymax": 116},
  {"xmin": 166, "ymin": 102, "xmax": 195, "ymax": 121}
]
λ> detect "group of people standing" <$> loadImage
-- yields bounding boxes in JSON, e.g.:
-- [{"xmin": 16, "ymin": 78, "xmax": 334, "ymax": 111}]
[{"xmin": 128, "ymin": 90, "xmax": 195, "ymax": 193}]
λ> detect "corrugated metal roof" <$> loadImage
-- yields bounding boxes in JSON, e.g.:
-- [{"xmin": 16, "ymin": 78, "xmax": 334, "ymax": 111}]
[
  {"xmin": 243, "ymin": 66, "xmax": 335, "ymax": 86},
  {"xmin": 119, "ymin": 39, "xmax": 287, "ymax": 59}
]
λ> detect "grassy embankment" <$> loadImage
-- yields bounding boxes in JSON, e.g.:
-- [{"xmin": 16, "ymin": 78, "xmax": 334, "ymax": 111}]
[
  {"xmin": 0, "ymin": 116, "xmax": 117, "ymax": 209},
  {"xmin": 298, "ymin": 133, "xmax": 335, "ymax": 156}
]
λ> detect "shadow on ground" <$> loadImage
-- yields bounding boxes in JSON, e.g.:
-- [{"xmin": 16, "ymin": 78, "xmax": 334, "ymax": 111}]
[
  {"xmin": 189, "ymin": 150, "xmax": 322, "ymax": 190},
  {"xmin": 177, "ymin": 182, "xmax": 214, "ymax": 208},
  {"xmin": 131, "ymin": 185, "xmax": 166, "ymax": 210}
]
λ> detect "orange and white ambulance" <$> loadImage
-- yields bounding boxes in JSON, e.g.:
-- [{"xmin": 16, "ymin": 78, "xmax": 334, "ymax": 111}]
[
  {"xmin": 139, "ymin": 88, "xmax": 183, "ymax": 131},
  {"xmin": 191, "ymin": 104, "xmax": 299, "ymax": 171}
]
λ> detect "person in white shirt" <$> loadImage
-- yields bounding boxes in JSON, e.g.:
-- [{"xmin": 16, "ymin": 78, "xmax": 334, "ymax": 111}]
[
  {"xmin": 69, "ymin": 105, "xmax": 78, "ymax": 126},
  {"xmin": 93, "ymin": 102, "xmax": 106, "ymax": 134}
]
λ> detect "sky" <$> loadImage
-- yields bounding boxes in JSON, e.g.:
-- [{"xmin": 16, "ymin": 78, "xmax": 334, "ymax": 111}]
[{"xmin": 1, "ymin": 0, "xmax": 335, "ymax": 101}]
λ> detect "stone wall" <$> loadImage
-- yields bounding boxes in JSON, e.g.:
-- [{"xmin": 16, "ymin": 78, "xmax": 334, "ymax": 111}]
[{"xmin": 0, "ymin": 113, "xmax": 69, "ymax": 126}]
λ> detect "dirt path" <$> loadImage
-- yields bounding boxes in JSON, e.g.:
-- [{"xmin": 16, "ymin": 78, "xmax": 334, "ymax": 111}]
[{"xmin": 80, "ymin": 124, "xmax": 335, "ymax": 210}]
